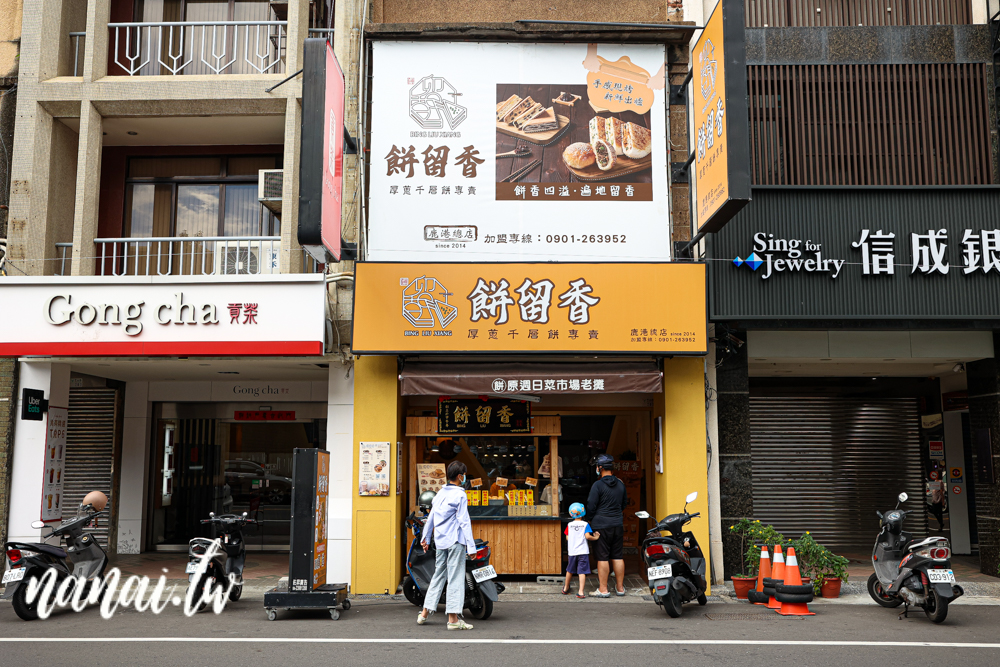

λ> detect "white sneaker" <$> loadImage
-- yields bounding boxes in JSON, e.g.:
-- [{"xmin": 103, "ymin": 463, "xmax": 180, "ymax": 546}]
[
  {"xmin": 417, "ymin": 612, "xmax": 429, "ymax": 625},
  {"xmin": 447, "ymin": 619, "xmax": 474, "ymax": 630}
]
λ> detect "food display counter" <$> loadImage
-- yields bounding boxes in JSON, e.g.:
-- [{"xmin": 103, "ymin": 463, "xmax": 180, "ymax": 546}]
[{"xmin": 406, "ymin": 415, "xmax": 564, "ymax": 575}]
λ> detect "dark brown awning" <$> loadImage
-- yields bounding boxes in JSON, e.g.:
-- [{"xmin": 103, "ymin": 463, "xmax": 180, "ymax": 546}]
[{"xmin": 400, "ymin": 362, "xmax": 662, "ymax": 396}]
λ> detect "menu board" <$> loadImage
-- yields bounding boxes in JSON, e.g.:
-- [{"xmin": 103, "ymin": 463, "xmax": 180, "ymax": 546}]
[
  {"xmin": 417, "ymin": 463, "xmax": 448, "ymax": 495},
  {"xmin": 359, "ymin": 441, "xmax": 391, "ymax": 496},
  {"xmin": 40, "ymin": 407, "xmax": 67, "ymax": 522}
]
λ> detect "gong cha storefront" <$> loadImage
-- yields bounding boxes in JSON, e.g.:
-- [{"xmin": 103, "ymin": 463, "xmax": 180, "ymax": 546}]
[{"xmin": 350, "ymin": 262, "xmax": 711, "ymax": 587}]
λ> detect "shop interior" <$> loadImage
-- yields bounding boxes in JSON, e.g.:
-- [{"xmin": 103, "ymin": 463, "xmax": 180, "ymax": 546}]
[
  {"xmin": 408, "ymin": 406, "xmax": 653, "ymax": 577},
  {"xmin": 149, "ymin": 404, "xmax": 328, "ymax": 551}
]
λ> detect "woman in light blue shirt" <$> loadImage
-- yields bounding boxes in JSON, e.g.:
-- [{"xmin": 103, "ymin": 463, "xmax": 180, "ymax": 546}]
[{"xmin": 417, "ymin": 461, "xmax": 476, "ymax": 630}]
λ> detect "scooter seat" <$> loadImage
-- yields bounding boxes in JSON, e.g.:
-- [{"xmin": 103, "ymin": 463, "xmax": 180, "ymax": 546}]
[{"xmin": 9, "ymin": 541, "xmax": 67, "ymax": 559}]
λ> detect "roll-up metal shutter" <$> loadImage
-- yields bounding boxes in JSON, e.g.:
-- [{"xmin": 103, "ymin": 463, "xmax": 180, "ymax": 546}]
[
  {"xmin": 62, "ymin": 388, "xmax": 119, "ymax": 548},
  {"xmin": 750, "ymin": 397, "xmax": 928, "ymax": 549}
]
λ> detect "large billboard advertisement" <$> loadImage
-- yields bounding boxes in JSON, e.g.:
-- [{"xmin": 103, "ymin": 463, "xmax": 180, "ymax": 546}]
[
  {"xmin": 368, "ymin": 42, "xmax": 670, "ymax": 262},
  {"xmin": 352, "ymin": 262, "xmax": 706, "ymax": 354}
]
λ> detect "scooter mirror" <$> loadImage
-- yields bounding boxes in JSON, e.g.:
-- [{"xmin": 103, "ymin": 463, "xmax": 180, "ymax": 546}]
[
  {"xmin": 30, "ymin": 520, "xmax": 45, "ymax": 529},
  {"xmin": 685, "ymin": 491, "xmax": 698, "ymax": 504},
  {"xmin": 898, "ymin": 492, "xmax": 908, "ymax": 503},
  {"xmin": 635, "ymin": 511, "xmax": 651, "ymax": 519}
]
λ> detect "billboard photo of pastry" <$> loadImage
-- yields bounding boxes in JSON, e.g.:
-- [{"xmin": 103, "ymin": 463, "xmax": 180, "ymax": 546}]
[{"xmin": 495, "ymin": 46, "xmax": 656, "ymax": 201}]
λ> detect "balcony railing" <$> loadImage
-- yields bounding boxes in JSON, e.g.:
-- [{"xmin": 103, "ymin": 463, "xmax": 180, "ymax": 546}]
[
  {"xmin": 109, "ymin": 21, "xmax": 286, "ymax": 76},
  {"xmin": 84, "ymin": 237, "xmax": 321, "ymax": 276}
]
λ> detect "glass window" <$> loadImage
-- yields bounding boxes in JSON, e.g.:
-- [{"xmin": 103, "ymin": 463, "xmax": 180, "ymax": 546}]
[
  {"xmin": 176, "ymin": 185, "xmax": 221, "ymax": 237},
  {"xmin": 125, "ymin": 183, "xmax": 173, "ymax": 238},
  {"xmin": 124, "ymin": 154, "xmax": 280, "ymax": 238},
  {"xmin": 224, "ymin": 184, "xmax": 264, "ymax": 236}
]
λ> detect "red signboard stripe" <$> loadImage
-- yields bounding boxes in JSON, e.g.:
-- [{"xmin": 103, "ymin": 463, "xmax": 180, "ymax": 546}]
[{"xmin": 0, "ymin": 341, "xmax": 323, "ymax": 356}]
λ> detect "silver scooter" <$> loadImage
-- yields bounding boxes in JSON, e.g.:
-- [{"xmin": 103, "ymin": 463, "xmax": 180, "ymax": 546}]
[{"xmin": 2, "ymin": 491, "xmax": 109, "ymax": 620}]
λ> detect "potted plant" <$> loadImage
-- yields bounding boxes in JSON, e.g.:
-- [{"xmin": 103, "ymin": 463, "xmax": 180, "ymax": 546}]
[
  {"xmin": 818, "ymin": 551, "xmax": 849, "ymax": 598},
  {"xmin": 728, "ymin": 519, "xmax": 787, "ymax": 599},
  {"xmin": 790, "ymin": 532, "xmax": 826, "ymax": 588}
]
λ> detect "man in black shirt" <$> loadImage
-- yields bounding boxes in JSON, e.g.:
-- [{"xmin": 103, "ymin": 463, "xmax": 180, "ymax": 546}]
[{"xmin": 586, "ymin": 453, "xmax": 627, "ymax": 597}]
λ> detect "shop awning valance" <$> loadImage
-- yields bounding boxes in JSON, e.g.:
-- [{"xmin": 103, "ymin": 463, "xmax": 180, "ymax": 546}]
[{"xmin": 399, "ymin": 362, "xmax": 662, "ymax": 396}]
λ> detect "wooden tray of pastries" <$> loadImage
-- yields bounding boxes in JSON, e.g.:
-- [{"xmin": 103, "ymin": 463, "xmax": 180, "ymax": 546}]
[{"xmin": 495, "ymin": 94, "xmax": 572, "ymax": 146}]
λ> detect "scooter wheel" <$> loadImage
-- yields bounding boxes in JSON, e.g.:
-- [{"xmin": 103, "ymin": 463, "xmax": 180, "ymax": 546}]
[
  {"xmin": 229, "ymin": 584, "xmax": 243, "ymax": 602},
  {"xmin": 342, "ymin": 599, "xmax": 351, "ymax": 611},
  {"xmin": 697, "ymin": 593, "xmax": 708, "ymax": 606},
  {"xmin": 867, "ymin": 572, "xmax": 903, "ymax": 608},
  {"xmin": 330, "ymin": 608, "xmax": 341, "ymax": 621},
  {"xmin": 266, "ymin": 609, "xmax": 277, "ymax": 621},
  {"xmin": 467, "ymin": 592, "xmax": 493, "ymax": 620},
  {"xmin": 924, "ymin": 588, "xmax": 949, "ymax": 624},
  {"xmin": 402, "ymin": 577, "xmax": 424, "ymax": 607},
  {"xmin": 662, "ymin": 588, "xmax": 683, "ymax": 618},
  {"xmin": 11, "ymin": 584, "xmax": 40, "ymax": 621}
]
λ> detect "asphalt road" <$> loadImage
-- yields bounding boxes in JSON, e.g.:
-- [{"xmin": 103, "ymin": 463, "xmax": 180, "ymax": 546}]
[{"xmin": 2, "ymin": 597, "xmax": 999, "ymax": 666}]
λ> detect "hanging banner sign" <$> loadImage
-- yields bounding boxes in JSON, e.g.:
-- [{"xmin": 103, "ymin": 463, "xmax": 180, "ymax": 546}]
[
  {"xmin": 438, "ymin": 398, "xmax": 531, "ymax": 434},
  {"xmin": 691, "ymin": 0, "xmax": 751, "ymax": 234},
  {"xmin": 352, "ymin": 262, "xmax": 707, "ymax": 354}
]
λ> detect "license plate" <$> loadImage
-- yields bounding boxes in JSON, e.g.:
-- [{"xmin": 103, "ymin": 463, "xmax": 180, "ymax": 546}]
[
  {"xmin": 472, "ymin": 565, "xmax": 497, "ymax": 583},
  {"xmin": 647, "ymin": 564, "xmax": 672, "ymax": 580},
  {"xmin": 2, "ymin": 568, "xmax": 25, "ymax": 584},
  {"xmin": 928, "ymin": 569, "xmax": 955, "ymax": 584},
  {"xmin": 185, "ymin": 562, "xmax": 198, "ymax": 574}
]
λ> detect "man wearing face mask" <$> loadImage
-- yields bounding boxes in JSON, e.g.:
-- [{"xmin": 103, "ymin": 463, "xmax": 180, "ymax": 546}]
[
  {"xmin": 418, "ymin": 461, "xmax": 477, "ymax": 630},
  {"xmin": 586, "ymin": 454, "xmax": 628, "ymax": 597}
]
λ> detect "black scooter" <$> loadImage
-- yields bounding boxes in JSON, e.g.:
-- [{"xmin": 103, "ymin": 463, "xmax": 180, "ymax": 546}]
[
  {"xmin": 867, "ymin": 492, "xmax": 963, "ymax": 623},
  {"xmin": 635, "ymin": 491, "xmax": 708, "ymax": 617},
  {"xmin": 401, "ymin": 494, "xmax": 504, "ymax": 620},
  {"xmin": 186, "ymin": 511, "xmax": 258, "ymax": 608},
  {"xmin": 2, "ymin": 495, "xmax": 108, "ymax": 620}
]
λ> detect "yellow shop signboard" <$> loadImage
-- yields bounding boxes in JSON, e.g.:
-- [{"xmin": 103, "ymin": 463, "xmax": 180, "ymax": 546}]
[{"xmin": 353, "ymin": 262, "xmax": 706, "ymax": 355}]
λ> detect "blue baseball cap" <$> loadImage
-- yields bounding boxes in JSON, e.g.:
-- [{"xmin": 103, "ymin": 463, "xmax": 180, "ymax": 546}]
[
  {"xmin": 594, "ymin": 454, "xmax": 614, "ymax": 468},
  {"xmin": 569, "ymin": 502, "xmax": 585, "ymax": 518}
]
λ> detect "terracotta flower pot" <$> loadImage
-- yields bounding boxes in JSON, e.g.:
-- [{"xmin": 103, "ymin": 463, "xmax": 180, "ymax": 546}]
[
  {"xmin": 820, "ymin": 577, "xmax": 843, "ymax": 598},
  {"xmin": 731, "ymin": 576, "xmax": 757, "ymax": 599}
]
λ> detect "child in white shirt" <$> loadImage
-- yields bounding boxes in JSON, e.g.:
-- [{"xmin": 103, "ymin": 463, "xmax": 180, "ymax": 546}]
[{"xmin": 562, "ymin": 502, "xmax": 600, "ymax": 599}]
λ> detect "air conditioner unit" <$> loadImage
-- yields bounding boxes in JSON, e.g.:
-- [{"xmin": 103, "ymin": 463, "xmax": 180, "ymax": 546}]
[
  {"xmin": 258, "ymin": 169, "xmax": 283, "ymax": 217},
  {"xmin": 214, "ymin": 241, "xmax": 282, "ymax": 275}
]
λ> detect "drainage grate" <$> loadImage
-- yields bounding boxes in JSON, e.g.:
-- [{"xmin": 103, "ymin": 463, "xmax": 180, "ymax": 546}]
[{"xmin": 704, "ymin": 612, "xmax": 798, "ymax": 621}]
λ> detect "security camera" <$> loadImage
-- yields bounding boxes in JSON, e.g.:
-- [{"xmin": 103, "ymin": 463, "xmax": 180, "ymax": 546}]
[{"xmin": 953, "ymin": 363, "xmax": 966, "ymax": 374}]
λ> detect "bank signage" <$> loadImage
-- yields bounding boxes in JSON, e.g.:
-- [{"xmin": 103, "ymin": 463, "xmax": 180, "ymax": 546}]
[
  {"xmin": 709, "ymin": 188, "xmax": 1000, "ymax": 319},
  {"xmin": 0, "ymin": 275, "xmax": 326, "ymax": 355},
  {"xmin": 368, "ymin": 41, "xmax": 671, "ymax": 261},
  {"xmin": 353, "ymin": 262, "xmax": 707, "ymax": 354}
]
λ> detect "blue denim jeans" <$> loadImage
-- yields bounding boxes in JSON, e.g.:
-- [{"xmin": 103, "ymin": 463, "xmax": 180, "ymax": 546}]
[{"xmin": 422, "ymin": 543, "xmax": 467, "ymax": 615}]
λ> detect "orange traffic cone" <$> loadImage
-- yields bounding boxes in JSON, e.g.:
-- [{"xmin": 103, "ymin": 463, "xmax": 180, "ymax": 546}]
[
  {"xmin": 766, "ymin": 545, "xmax": 785, "ymax": 610},
  {"xmin": 750, "ymin": 546, "xmax": 771, "ymax": 605},
  {"xmin": 777, "ymin": 547, "xmax": 816, "ymax": 616}
]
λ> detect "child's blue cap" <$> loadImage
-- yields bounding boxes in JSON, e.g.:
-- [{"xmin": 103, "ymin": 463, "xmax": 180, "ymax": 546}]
[{"xmin": 569, "ymin": 502, "xmax": 585, "ymax": 518}]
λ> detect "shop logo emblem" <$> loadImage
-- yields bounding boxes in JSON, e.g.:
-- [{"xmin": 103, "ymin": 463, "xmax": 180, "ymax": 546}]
[
  {"xmin": 409, "ymin": 75, "xmax": 467, "ymax": 130},
  {"xmin": 698, "ymin": 39, "xmax": 717, "ymax": 100},
  {"xmin": 732, "ymin": 253, "xmax": 763, "ymax": 270},
  {"xmin": 402, "ymin": 276, "xmax": 458, "ymax": 328},
  {"xmin": 492, "ymin": 378, "xmax": 506, "ymax": 392}
]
